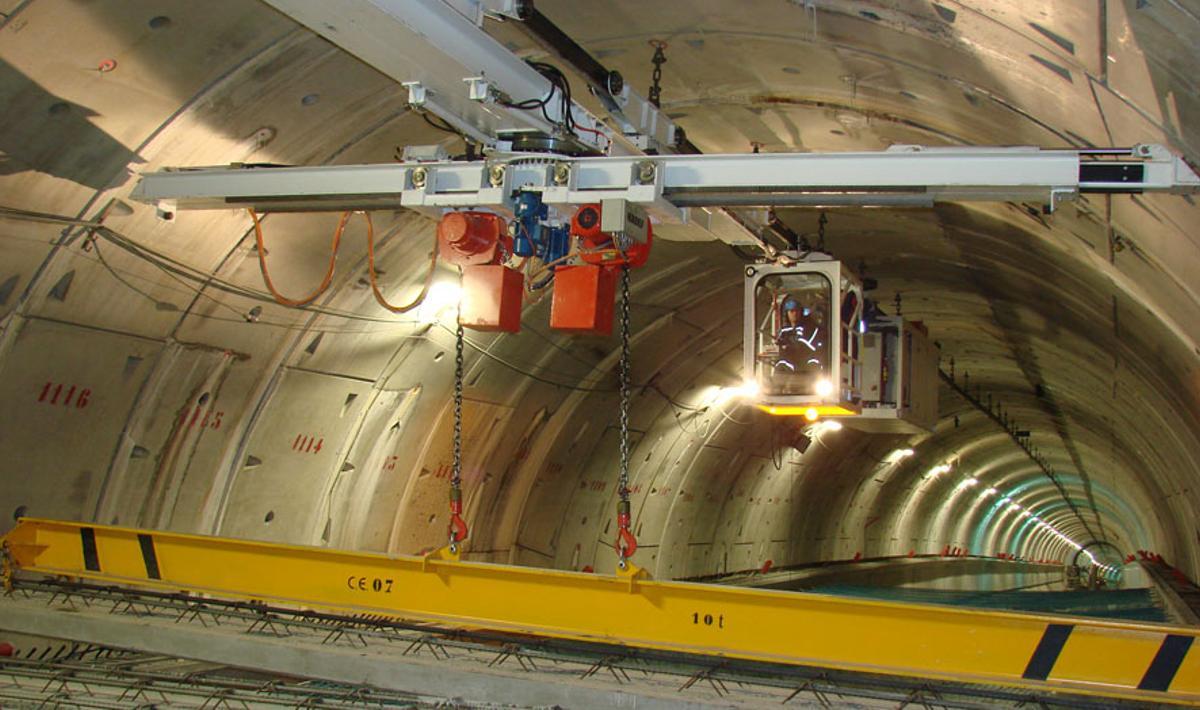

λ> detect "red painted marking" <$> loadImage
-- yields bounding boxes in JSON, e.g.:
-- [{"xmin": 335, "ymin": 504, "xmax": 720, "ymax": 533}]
[
  {"xmin": 863, "ymin": 515, "xmax": 880, "ymax": 529},
  {"xmin": 313, "ymin": 438, "xmax": 323, "ymax": 454},
  {"xmin": 200, "ymin": 409, "xmax": 211, "ymax": 428},
  {"xmin": 292, "ymin": 434, "xmax": 303, "ymax": 450},
  {"xmin": 37, "ymin": 382, "xmax": 91, "ymax": 409},
  {"xmin": 190, "ymin": 406, "xmax": 202, "ymax": 427}
]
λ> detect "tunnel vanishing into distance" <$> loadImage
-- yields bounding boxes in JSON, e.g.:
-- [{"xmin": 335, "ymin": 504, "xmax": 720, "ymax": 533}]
[{"xmin": 0, "ymin": 0, "xmax": 1198, "ymax": 593}]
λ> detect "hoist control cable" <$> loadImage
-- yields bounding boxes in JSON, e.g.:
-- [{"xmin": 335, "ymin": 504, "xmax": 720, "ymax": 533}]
[
  {"xmin": 248, "ymin": 207, "xmax": 342, "ymax": 307},
  {"xmin": 247, "ymin": 209, "xmax": 439, "ymax": 314}
]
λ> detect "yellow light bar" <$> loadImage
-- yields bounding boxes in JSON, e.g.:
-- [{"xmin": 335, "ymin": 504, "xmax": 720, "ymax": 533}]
[{"xmin": 755, "ymin": 404, "xmax": 860, "ymax": 417}]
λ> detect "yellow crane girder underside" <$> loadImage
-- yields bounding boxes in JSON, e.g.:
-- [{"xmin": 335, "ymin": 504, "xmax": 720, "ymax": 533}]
[{"xmin": 2, "ymin": 518, "xmax": 1196, "ymax": 704}]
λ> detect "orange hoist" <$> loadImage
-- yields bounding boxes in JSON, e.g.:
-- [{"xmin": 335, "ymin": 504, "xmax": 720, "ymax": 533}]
[{"xmin": 434, "ymin": 197, "xmax": 651, "ymax": 565}]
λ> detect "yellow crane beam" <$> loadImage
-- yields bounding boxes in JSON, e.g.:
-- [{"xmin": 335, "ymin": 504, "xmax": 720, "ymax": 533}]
[{"xmin": 3, "ymin": 518, "xmax": 1197, "ymax": 704}]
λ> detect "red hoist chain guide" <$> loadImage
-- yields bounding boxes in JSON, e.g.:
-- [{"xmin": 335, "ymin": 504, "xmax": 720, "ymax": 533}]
[
  {"xmin": 434, "ymin": 210, "xmax": 522, "ymax": 558},
  {"xmin": 550, "ymin": 199, "xmax": 652, "ymax": 336}
]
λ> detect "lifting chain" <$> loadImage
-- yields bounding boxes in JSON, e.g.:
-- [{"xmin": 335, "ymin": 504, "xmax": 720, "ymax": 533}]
[
  {"xmin": 648, "ymin": 40, "xmax": 667, "ymax": 108},
  {"xmin": 615, "ymin": 264, "xmax": 638, "ymax": 568},
  {"xmin": 448, "ymin": 318, "xmax": 469, "ymax": 552},
  {"xmin": 816, "ymin": 211, "xmax": 828, "ymax": 253}
]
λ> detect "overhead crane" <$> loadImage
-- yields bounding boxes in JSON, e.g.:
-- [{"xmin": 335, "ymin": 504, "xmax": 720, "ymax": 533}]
[
  {"xmin": 27, "ymin": 0, "xmax": 1199, "ymax": 703},
  {"xmin": 4, "ymin": 517, "xmax": 1200, "ymax": 705}
]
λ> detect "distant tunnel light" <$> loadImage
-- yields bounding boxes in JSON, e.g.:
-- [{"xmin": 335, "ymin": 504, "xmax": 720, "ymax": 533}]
[
  {"xmin": 926, "ymin": 464, "xmax": 951, "ymax": 478},
  {"xmin": 815, "ymin": 378, "xmax": 834, "ymax": 397},
  {"xmin": 885, "ymin": 448, "xmax": 915, "ymax": 464},
  {"xmin": 419, "ymin": 281, "xmax": 463, "ymax": 324}
]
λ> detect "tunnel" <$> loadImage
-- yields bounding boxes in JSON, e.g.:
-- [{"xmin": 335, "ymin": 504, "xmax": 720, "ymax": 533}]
[{"xmin": 0, "ymin": 0, "xmax": 1198, "ymax": 706}]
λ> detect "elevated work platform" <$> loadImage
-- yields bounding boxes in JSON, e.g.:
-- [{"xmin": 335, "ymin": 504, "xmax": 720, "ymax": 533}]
[{"xmin": 2, "ymin": 518, "xmax": 1198, "ymax": 705}]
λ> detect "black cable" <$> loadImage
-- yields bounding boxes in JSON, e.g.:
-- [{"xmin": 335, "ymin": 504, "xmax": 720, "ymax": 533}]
[
  {"xmin": 93, "ymin": 226, "xmax": 402, "ymax": 325},
  {"xmin": 420, "ymin": 112, "xmax": 462, "ymax": 137},
  {"xmin": 498, "ymin": 61, "xmax": 579, "ymax": 138},
  {"xmin": 444, "ymin": 323, "xmax": 616, "ymax": 392},
  {"xmin": 88, "ymin": 237, "xmax": 428, "ymax": 335}
]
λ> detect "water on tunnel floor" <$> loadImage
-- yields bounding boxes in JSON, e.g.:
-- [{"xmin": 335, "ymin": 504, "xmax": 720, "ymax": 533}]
[{"xmin": 725, "ymin": 559, "xmax": 1168, "ymax": 622}]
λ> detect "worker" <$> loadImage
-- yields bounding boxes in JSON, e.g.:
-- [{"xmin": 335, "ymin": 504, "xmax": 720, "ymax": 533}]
[{"xmin": 774, "ymin": 297, "xmax": 824, "ymax": 374}]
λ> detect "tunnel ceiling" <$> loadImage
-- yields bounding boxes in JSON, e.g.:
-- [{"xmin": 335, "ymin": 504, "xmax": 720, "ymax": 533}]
[{"xmin": 0, "ymin": 0, "xmax": 1197, "ymax": 581}]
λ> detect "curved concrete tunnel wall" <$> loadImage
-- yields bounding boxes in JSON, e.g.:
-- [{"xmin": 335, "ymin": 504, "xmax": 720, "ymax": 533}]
[{"xmin": 0, "ymin": 1, "xmax": 1197, "ymax": 583}]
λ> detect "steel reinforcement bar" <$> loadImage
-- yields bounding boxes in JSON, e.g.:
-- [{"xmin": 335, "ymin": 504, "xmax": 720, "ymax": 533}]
[{"xmin": 3, "ymin": 517, "xmax": 1197, "ymax": 704}]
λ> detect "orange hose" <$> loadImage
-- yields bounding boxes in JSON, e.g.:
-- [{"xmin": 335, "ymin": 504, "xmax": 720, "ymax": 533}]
[
  {"xmin": 248, "ymin": 208, "xmax": 343, "ymax": 307},
  {"xmin": 363, "ymin": 211, "xmax": 439, "ymax": 314}
]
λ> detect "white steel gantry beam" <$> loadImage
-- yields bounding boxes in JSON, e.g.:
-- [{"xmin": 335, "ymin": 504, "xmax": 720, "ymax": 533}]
[
  {"xmin": 130, "ymin": 145, "xmax": 1200, "ymax": 243},
  {"xmin": 261, "ymin": 0, "xmax": 676, "ymax": 155}
]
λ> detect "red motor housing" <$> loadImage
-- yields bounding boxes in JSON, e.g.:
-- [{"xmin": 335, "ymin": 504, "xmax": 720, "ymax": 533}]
[
  {"xmin": 438, "ymin": 211, "xmax": 511, "ymax": 266},
  {"xmin": 571, "ymin": 203, "xmax": 652, "ymax": 269}
]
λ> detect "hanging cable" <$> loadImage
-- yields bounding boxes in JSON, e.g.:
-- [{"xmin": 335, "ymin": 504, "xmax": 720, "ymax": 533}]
[
  {"xmin": 447, "ymin": 318, "xmax": 469, "ymax": 552},
  {"xmin": 248, "ymin": 208, "xmax": 343, "ymax": 308},
  {"xmin": 614, "ymin": 264, "xmax": 638, "ymax": 568},
  {"xmin": 362, "ymin": 212, "xmax": 439, "ymax": 313}
]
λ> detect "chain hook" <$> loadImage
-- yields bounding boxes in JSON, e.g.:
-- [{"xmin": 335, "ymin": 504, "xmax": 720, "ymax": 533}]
[
  {"xmin": 614, "ymin": 265, "xmax": 637, "ymax": 567},
  {"xmin": 448, "ymin": 316, "xmax": 469, "ymax": 551}
]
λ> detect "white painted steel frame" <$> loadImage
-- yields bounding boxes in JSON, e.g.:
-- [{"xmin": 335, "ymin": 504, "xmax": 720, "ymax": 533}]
[
  {"xmin": 132, "ymin": 144, "xmax": 1199, "ymax": 224},
  {"xmin": 262, "ymin": 0, "xmax": 653, "ymax": 154}
]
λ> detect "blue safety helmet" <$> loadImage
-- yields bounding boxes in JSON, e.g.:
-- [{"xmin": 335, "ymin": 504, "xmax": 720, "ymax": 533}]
[{"xmin": 783, "ymin": 298, "xmax": 799, "ymax": 311}]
